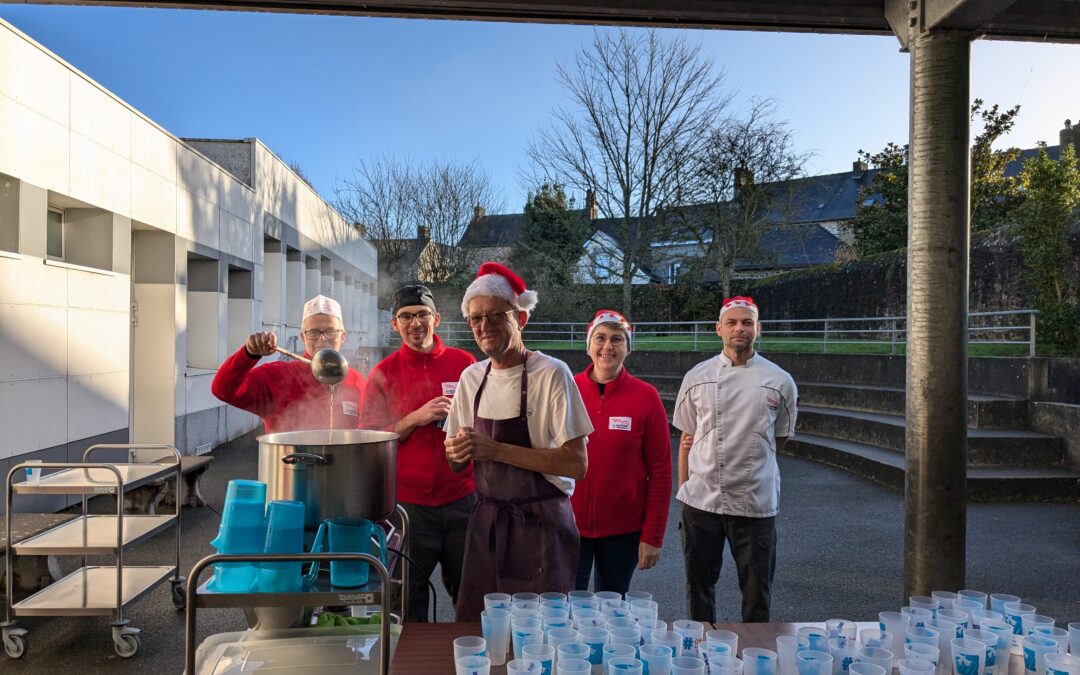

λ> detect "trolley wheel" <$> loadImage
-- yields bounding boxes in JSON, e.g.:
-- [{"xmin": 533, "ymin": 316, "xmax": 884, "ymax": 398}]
[
  {"xmin": 171, "ymin": 582, "xmax": 187, "ymax": 609},
  {"xmin": 114, "ymin": 632, "xmax": 140, "ymax": 658},
  {"xmin": 4, "ymin": 633, "xmax": 27, "ymax": 659}
]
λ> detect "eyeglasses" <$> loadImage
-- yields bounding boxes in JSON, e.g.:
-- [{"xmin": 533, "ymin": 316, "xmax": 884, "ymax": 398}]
[
  {"xmin": 466, "ymin": 309, "xmax": 516, "ymax": 328},
  {"xmin": 302, "ymin": 328, "xmax": 343, "ymax": 340},
  {"xmin": 591, "ymin": 334, "xmax": 627, "ymax": 346},
  {"xmin": 395, "ymin": 311, "xmax": 434, "ymax": 324}
]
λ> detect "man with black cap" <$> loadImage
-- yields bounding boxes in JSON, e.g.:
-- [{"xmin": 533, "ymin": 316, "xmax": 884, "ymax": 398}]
[{"xmin": 361, "ymin": 285, "xmax": 477, "ymax": 622}]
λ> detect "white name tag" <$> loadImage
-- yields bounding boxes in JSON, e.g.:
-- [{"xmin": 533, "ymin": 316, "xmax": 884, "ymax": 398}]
[
  {"xmin": 608, "ymin": 416, "xmax": 632, "ymax": 431},
  {"xmin": 341, "ymin": 401, "xmax": 358, "ymax": 417},
  {"xmin": 442, "ymin": 382, "xmax": 458, "ymax": 397}
]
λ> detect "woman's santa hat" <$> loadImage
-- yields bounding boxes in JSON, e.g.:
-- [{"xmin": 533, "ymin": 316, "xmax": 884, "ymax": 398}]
[
  {"xmin": 719, "ymin": 296, "xmax": 759, "ymax": 321},
  {"xmin": 585, "ymin": 309, "xmax": 633, "ymax": 352},
  {"xmin": 461, "ymin": 262, "xmax": 539, "ymax": 317}
]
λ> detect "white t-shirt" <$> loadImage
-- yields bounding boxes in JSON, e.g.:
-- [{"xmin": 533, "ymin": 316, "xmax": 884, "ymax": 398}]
[{"xmin": 445, "ymin": 351, "xmax": 594, "ymax": 495}]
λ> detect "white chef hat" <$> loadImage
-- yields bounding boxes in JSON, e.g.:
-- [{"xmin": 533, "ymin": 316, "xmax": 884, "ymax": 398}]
[{"xmin": 303, "ymin": 294, "xmax": 342, "ymax": 321}]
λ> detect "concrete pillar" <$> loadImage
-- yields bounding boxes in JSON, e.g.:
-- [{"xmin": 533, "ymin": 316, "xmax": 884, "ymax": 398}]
[
  {"xmin": 263, "ymin": 238, "xmax": 285, "ymax": 328},
  {"xmin": 905, "ymin": 30, "xmax": 970, "ymax": 597},
  {"xmin": 286, "ymin": 249, "xmax": 305, "ymax": 328}
]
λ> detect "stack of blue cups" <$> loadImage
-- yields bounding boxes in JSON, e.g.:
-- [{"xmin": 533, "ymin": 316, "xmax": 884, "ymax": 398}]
[
  {"xmin": 208, "ymin": 479, "xmax": 267, "ymax": 592},
  {"xmin": 255, "ymin": 500, "xmax": 307, "ymax": 592}
]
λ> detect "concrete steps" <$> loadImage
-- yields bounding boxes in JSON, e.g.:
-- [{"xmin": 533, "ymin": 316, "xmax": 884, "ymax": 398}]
[{"xmin": 638, "ymin": 373, "xmax": 1078, "ymax": 502}]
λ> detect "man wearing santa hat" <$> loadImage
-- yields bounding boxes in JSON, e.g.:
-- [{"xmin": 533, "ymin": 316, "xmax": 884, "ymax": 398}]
[
  {"xmin": 673, "ymin": 296, "xmax": 797, "ymax": 624},
  {"xmin": 444, "ymin": 262, "xmax": 594, "ymax": 621},
  {"xmin": 211, "ymin": 294, "xmax": 365, "ymax": 433}
]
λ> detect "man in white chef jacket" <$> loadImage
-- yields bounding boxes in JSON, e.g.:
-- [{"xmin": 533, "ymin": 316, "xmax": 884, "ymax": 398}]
[{"xmin": 673, "ymin": 296, "xmax": 798, "ymax": 623}]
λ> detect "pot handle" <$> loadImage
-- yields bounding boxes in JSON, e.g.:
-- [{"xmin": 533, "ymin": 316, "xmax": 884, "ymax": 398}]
[{"xmin": 281, "ymin": 452, "xmax": 328, "ymax": 466}]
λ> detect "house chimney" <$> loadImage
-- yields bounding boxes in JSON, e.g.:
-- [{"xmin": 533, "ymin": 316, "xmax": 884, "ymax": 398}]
[
  {"xmin": 417, "ymin": 226, "xmax": 429, "ymax": 242},
  {"xmin": 353, "ymin": 221, "xmax": 366, "ymax": 237},
  {"xmin": 734, "ymin": 167, "xmax": 754, "ymax": 199},
  {"xmin": 585, "ymin": 189, "xmax": 598, "ymax": 220},
  {"xmin": 1062, "ymin": 119, "xmax": 1079, "ymax": 155},
  {"xmin": 852, "ymin": 160, "xmax": 868, "ymax": 179},
  {"xmin": 473, "ymin": 204, "xmax": 485, "ymax": 221}
]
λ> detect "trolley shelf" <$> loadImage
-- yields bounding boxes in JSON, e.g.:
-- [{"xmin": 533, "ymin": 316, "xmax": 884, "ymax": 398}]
[
  {"xmin": 13, "ymin": 565, "xmax": 177, "ymax": 617},
  {"xmin": 12, "ymin": 463, "xmax": 179, "ymax": 495},
  {"xmin": 194, "ymin": 573, "xmax": 384, "ymax": 609},
  {"xmin": 12, "ymin": 514, "xmax": 176, "ymax": 555}
]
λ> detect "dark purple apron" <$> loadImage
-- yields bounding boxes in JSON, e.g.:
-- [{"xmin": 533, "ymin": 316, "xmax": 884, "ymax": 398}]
[{"xmin": 454, "ymin": 352, "xmax": 580, "ymax": 621}]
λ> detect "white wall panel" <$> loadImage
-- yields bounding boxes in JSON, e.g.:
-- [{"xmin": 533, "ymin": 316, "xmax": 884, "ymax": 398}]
[
  {"xmin": 0, "ymin": 95, "xmax": 17, "ymax": 177},
  {"xmin": 67, "ymin": 268, "xmax": 126, "ymax": 312},
  {"xmin": 13, "ymin": 39, "xmax": 69, "ymax": 127},
  {"xmin": 0, "ymin": 302, "xmax": 66, "ymax": 381},
  {"xmin": 131, "ymin": 116, "xmax": 176, "ymax": 182},
  {"xmin": 67, "ymin": 370, "xmax": 127, "ymax": 441},
  {"xmin": 0, "ymin": 377, "xmax": 67, "ymax": 459},
  {"xmin": 16, "ymin": 102, "xmax": 69, "ymax": 194},
  {"xmin": 184, "ymin": 372, "xmax": 219, "ymax": 414},
  {"xmin": 70, "ymin": 76, "xmax": 131, "ymax": 159},
  {"xmin": 69, "ymin": 133, "xmax": 131, "ymax": 216},
  {"xmin": 67, "ymin": 309, "xmax": 129, "ymax": 376},
  {"xmin": 131, "ymin": 164, "xmax": 177, "ymax": 234}
]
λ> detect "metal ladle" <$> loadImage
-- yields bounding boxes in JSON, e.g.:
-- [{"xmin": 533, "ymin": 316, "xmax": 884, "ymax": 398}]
[{"xmin": 273, "ymin": 346, "xmax": 350, "ymax": 386}]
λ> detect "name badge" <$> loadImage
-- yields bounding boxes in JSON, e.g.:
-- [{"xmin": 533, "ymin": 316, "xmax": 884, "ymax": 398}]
[
  {"xmin": 608, "ymin": 416, "xmax": 632, "ymax": 431},
  {"xmin": 442, "ymin": 382, "xmax": 458, "ymax": 397},
  {"xmin": 341, "ymin": 401, "xmax": 358, "ymax": 417}
]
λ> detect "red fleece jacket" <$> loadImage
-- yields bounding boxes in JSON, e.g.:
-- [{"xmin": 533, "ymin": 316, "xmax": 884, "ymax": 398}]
[
  {"xmin": 571, "ymin": 365, "xmax": 672, "ymax": 548},
  {"xmin": 360, "ymin": 335, "xmax": 476, "ymax": 507},
  {"xmin": 211, "ymin": 346, "xmax": 365, "ymax": 434}
]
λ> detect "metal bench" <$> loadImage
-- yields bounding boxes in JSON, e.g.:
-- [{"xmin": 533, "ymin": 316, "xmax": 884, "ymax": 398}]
[{"xmin": 124, "ymin": 455, "xmax": 215, "ymax": 515}]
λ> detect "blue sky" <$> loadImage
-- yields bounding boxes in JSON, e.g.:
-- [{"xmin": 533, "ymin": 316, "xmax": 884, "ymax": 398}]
[{"xmin": 2, "ymin": 5, "xmax": 1079, "ymax": 213}]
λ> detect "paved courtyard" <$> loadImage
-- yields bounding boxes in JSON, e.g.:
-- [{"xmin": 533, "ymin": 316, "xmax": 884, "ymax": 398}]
[{"xmin": 4, "ymin": 432, "xmax": 1077, "ymax": 671}]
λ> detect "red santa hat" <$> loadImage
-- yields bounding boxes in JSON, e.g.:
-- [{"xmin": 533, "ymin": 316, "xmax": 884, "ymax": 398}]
[
  {"xmin": 719, "ymin": 296, "xmax": 759, "ymax": 321},
  {"xmin": 585, "ymin": 309, "xmax": 633, "ymax": 352},
  {"xmin": 461, "ymin": 262, "xmax": 539, "ymax": 317}
]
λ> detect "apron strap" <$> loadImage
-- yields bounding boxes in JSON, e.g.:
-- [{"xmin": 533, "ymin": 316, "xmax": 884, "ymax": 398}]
[{"xmin": 472, "ymin": 351, "xmax": 530, "ymax": 422}]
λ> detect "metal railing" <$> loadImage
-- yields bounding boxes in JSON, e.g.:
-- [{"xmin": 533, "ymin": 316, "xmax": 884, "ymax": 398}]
[{"xmin": 382, "ymin": 309, "xmax": 1039, "ymax": 356}]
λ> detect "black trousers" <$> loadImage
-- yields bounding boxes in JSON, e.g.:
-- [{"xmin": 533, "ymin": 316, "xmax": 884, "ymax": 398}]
[
  {"xmin": 575, "ymin": 531, "xmax": 641, "ymax": 595},
  {"xmin": 397, "ymin": 493, "xmax": 475, "ymax": 622},
  {"xmin": 679, "ymin": 502, "xmax": 776, "ymax": 623}
]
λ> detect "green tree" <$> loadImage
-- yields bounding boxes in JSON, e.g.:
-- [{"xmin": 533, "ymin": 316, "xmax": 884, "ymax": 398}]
[
  {"xmin": 511, "ymin": 184, "xmax": 589, "ymax": 288},
  {"xmin": 1016, "ymin": 144, "xmax": 1080, "ymax": 355},
  {"xmin": 851, "ymin": 100, "xmax": 1023, "ymax": 256}
]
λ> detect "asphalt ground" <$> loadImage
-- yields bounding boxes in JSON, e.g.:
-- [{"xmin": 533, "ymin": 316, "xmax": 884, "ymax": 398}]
[{"xmin": 5, "ymin": 432, "xmax": 1078, "ymax": 671}]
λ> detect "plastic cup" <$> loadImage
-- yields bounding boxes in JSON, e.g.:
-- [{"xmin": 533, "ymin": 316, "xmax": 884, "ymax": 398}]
[
  {"xmin": 1024, "ymin": 635, "xmax": 1059, "ymax": 675},
  {"xmin": 541, "ymin": 591, "xmax": 568, "ymax": 603},
  {"xmin": 939, "ymin": 610, "xmax": 971, "ymax": 639},
  {"xmin": 981, "ymin": 621, "xmax": 1014, "ymax": 675},
  {"xmin": 513, "ymin": 626, "xmax": 545, "ymax": 661},
  {"xmin": 609, "ymin": 656, "xmax": 645, "ymax": 673},
  {"xmin": 456, "ymin": 655, "xmax": 492, "ymax": 675},
  {"xmin": 959, "ymin": 591, "xmax": 988, "ymax": 610},
  {"xmin": 709, "ymin": 629, "xmax": 741, "ymax": 658},
  {"xmin": 23, "ymin": 459, "xmax": 42, "ymax": 485},
  {"xmin": 965, "ymin": 629, "xmax": 1001, "ymax": 675},
  {"xmin": 933, "ymin": 592, "xmax": 959, "ymax": 610},
  {"xmin": 595, "ymin": 591, "xmax": 623, "ymax": 603},
  {"xmin": 801, "ymin": 627, "xmax": 831, "ymax": 655},
  {"xmin": 990, "ymin": 595, "xmax": 1021, "ymax": 616},
  {"xmin": 632, "ymin": 600, "xmax": 661, "ymax": 623},
  {"xmin": 1067, "ymin": 623, "xmax": 1080, "ymax": 656},
  {"xmin": 516, "ymin": 616, "xmax": 544, "ymax": 631},
  {"xmin": 829, "ymin": 637, "xmax": 859, "ymax": 674},
  {"xmin": 523, "ymin": 643, "xmax": 556, "ymax": 675},
  {"xmin": 855, "ymin": 647, "xmax": 893, "ymax": 673},
  {"xmin": 951, "ymin": 637, "xmax": 987, "ymax": 675},
  {"xmin": 711, "ymin": 655, "xmax": 745, "ymax": 675},
  {"xmin": 905, "ymin": 641, "xmax": 941, "ymax": 668},
  {"xmin": 929, "ymin": 618, "xmax": 962, "ymax": 666},
  {"xmin": 653, "ymin": 632, "xmax": 683, "ymax": 659},
  {"xmin": 955, "ymin": 600, "xmax": 983, "ymax": 624},
  {"xmin": 849, "ymin": 664, "xmax": 885, "ymax": 675},
  {"xmin": 909, "ymin": 626, "xmax": 942, "ymax": 648},
  {"xmin": 1004, "ymin": 603, "xmax": 1038, "ymax": 653},
  {"xmin": 507, "ymin": 659, "xmax": 544, "ymax": 675},
  {"xmin": 671, "ymin": 656, "xmax": 707, "ymax": 674},
  {"xmin": 1023, "ymin": 616, "xmax": 1057, "ymax": 639},
  {"xmin": 514, "ymin": 608, "xmax": 542, "ymax": 622},
  {"xmin": 828, "ymin": 621, "xmax": 858, "ymax": 641},
  {"xmin": 640, "ymin": 643, "xmax": 674, "ymax": 674},
  {"xmin": 860, "ymin": 630, "xmax": 893, "ymax": 650},
  {"xmin": 900, "ymin": 659, "xmax": 937, "ymax": 675},
  {"xmin": 486, "ymin": 592, "xmax": 513, "ymax": 611},
  {"xmin": 544, "ymin": 617, "xmax": 574, "ymax": 631},
  {"xmin": 568, "ymin": 590, "xmax": 595, "ymax": 603},
  {"xmin": 626, "ymin": 591, "xmax": 653, "ymax": 604},
  {"xmin": 543, "ymin": 597, "xmax": 570, "ymax": 611},
  {"xmin": 558, "ymin": 657, "xmax": 592, "ymax": 674},
  {"xmin": 675, "ymin": 621, "xmax": 706, "ymax": 657},
  {"xmin": 1044, "ymin": 654, "xmax": 1080, "ymax": 675},
  {"xmin": 557, "ymin": 642, "xmax": 593, "ymax": 667},
  {"xmin": 578, "ymin": 626, "xmax": 608, "ymax": 665},
  {"xmin": 455, "ymin": 636, "xmax": 488, "ymax": 660},
  {"xmin": 1033, "ymin": 627, "xmax": 1069, "ymax": 655},
  {"xmin": 255, "ymin": 499, "xmax": 306, "ymax": 593},
  {"xmin": 209, "ymin": 479, "xmax": 267, "ymax": 592},
  {"xmin": 326, "ymin": 518, "xmax": 387, "ymax": 588},
  {"xmin": 797, "ymin": 651, "xmax": 834, "ymax": 675},
  {"xmin": 514, "ymin": 592, "xmax": 541, "ymax": 605},
  {"xmin": 604, "ymin": 643, "xmax": 639, "ymax": 672},
  {"xmin": 543, "ymin": 607, "xmax": 573, "ymax": 623},
  {"xmin": 971, "ymin": 611, "xmax": 1005, "ymax": 631},
  {"xmin": 604, "ymin": 602, "xmax": 634, "ymax": 620},
  {"xmin": 517, "ymin": 602, "xmax": 543, "ymax": 613},
  {"xmin": 610, "ymin": 617, "xmax": 640, "ymax": 630},
  {"xmin": 546, "ymin": 626, "xmax": 580, "ymax": 649},
  {"xmin": 912, "ymin": 597, "xmax": 941, "ymax": 615},
  {"xmin": 745, "ymin": 648, "xmax": 779, "ymax": 675},
  {"xmin": 611, "ymin": 626, "xmax": 644, "ymax": 652},
  {"xmin": 482, "ymin": 608, "xmax": 511, "ymax": 666},
  {"xmin": 905, "ymin": 607, "xmax": 935, "ymax": 629},
  {"xmin": 702, "ymin": 643, "xmax": 735, "ymax": 671},
  {"xmin": 777, "ymin": 635, "xmax": 801, "ymax": 675},
  {"xmin": 638, "ymin": 619, "xmax": 667, "ymax": 643},
  {"xmin": 574, "ymin": 609, "xmax": 605, "ymax": 629}
]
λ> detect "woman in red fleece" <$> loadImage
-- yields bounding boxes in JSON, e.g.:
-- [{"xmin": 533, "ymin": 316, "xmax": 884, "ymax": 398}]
[{"xmin": 571, "ymin": 310, "xmax": 672, "ymax": 594}]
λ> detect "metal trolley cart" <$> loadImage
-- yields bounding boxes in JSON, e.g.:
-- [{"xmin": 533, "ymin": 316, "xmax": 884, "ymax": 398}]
[
  {"xmin": 2, "ymin": 444, "xmax": 185, "ymax": 659},
  {"xmin": 184, "ymin": 552, "xmax": 394, "ymax": 675}
]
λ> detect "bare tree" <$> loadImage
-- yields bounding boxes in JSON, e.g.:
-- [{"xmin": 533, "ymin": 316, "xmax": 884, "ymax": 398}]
[
  {"xmin": 335, "ymin": 154, "xmax": 503, "ymax": 281},
  {"xmin": 525, "ymin": 29, "xmax": 730, "ymax": 314},
  {"xmin": 668, "ymin": 98, "xmax": 810, "ymax": 296}
]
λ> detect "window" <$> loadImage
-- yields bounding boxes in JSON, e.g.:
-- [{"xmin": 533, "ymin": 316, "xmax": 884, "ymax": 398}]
[
  {"xmin": 594, "ymin": 253, "xmax": 611, "ymax": 279},
  {"xmin": 668, "ymin": 261, "xmax": 682, "ymax": 284},
  {"xmin": 46, "ymin": 208, "xmax": 64, "ymax": 259}
]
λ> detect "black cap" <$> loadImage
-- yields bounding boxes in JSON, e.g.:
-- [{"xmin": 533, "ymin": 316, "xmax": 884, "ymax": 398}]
[{"xmin": 392, "ymin": 285, "xmax": 437, "ymax": 314}]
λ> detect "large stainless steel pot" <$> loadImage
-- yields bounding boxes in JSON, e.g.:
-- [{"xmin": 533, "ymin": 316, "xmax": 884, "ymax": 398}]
[{"xmin": 257, "ymin": 429, "xmax": 398, "ymax": 526}]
